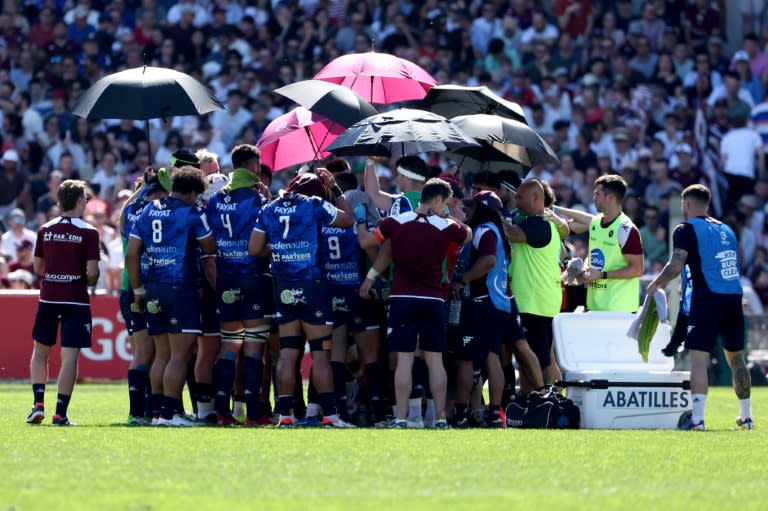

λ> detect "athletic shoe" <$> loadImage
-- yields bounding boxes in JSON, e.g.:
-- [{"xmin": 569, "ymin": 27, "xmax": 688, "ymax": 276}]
[
  {"xmin": 736, "ymin": 417, "xmax": 755, "ymax": 430},
  {"xmin": 487, "ymin": 409, "xmax": 507, "ymax": 429},
  {"xmin": 52, "ymin": 414, "xmax": 75, "ymax": 426},
  {"xmin": 322, "ymin": 414, "xmax": 357, "ymax": 428},
  {"xmin": 389, "ymin": 419, "xmax": 408, "ymax": 429},
  {"xmin": 26, "ymin": 403, "xmax": 45, "ymax": 424},
  {"xmin": 678, "ymin": 417, "xmax": 705, "ymax": 431},
  {"xmin": 276, "ymin": 415, "xmax": 297, "ymax": 428},
  {"xmin": 406, "ymin": 417, "xmax": 425, "ymax": 429},
  {"xmin": 157, "ymin": 414, "xmax": 202, "ymax": 427},
  {"xmin": 197, "ymin": 412, "xmax": 218, "ymax": 425},
  {"xmin": 295, "ymin": 415, "xmax": 321, "ymax": 428},
  {"xmin": 373, "ymin": 420, "xmax": 390, "ymax": 429},
  {"xmin": 433, "ymin": 419, "xmax": 450, "ymax": 429},
  {"xmin": 151, "ymin": 414, "xmax": 160, "ymax": 426},
  {"xmin": 244, "ymin": 416, "xmax": 274, "ymax": 427},
  {"xmin": 216, "ymin": 414, "xmax": 241, "ymax": 427},
  {"xmin": 126, "ymin": 415, "xmax": 151, "ymax": 426}
]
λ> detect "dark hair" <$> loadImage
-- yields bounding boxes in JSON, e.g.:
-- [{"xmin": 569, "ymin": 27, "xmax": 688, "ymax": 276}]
[
  {"xmin": 170, "ymin": 149, "xmax": 200, "ymax": 168},
  {"xmin": 595, "ymin": 174, "xmax": 628, "ymax": 201},
  {"xmin": 420, "ymin": 178, "xmax": 452, "ymax": 203},
  {"xmin": 682, "ymin": 184, "xmax": 710, "ymax": 207},
  {"xmin": 260, "ymin": 163, "xmax": 272, "ymax": 186},
  {"xmin": 326, "ymin": 158, "xmax": 351, "ymax": 174},
  {"xmin": 395, "ymin": 155, "xmax": 427, "ymax": 179},
  {"xmin": 497, "ymin": 169, "xmax": 521, "ymax": 189},
  {"xmin": 58, "ymin": 179, "xmax": 88, "ymax": 211},
  {"xmin": 171, "ymin": 166, "xmax": 206, "ymax": 195},
  {"xmin": 231, "ymin": 144, "xmax": 261, "ymax": 169},
  {"xmin": 469, "ymin": 199, "xmax": 511, "ymax": 260},
  {"xmin": 335, "ymin": 172, "xmax": 358, "ymax": 192}
]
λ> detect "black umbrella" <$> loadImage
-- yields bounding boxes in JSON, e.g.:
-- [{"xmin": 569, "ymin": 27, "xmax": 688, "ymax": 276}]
[
  {"xmin": 451, "ymin": 114, "xmax": 559, "ymax": 169},
  {"xmin": 326, "ymin": 108, "xmax": 479, "ymax": 159},
  {"xmin": 445, "ymin": 142, "xmax": 525, "ymax": 173},
  {"xmin": 419, "ymin": 85, "xmax": 527, "ymax": 123},
  {"xmin": 71, "ymin": 65, "xmax": 223, "ymax": 148},
  {"xmin": 274, "ymin": 80, "xmax": 378, "ymax": 128}
]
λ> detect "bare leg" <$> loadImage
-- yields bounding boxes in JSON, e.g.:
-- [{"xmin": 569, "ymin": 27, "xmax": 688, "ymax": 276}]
[
  {"xmin": 163, "ymin": 332, "xmax": 196, "ymax": 400},
  {"xmin": 30, "ymin": 342, "xmax": 51, "ymax": 385},
  {"xmin": 423, "ymin": 350, "xmax": 447, "ymax": 420},
  {"xmin": 724, "ymin": 350, "xmax": 751, "ymax": 400},
  {"xmin": 394, "ymin": 352, "xmax": 415, "ymax": 421},
  {"xmin": 57, "ymin": 347, "xmax": 80, "ymax": 397}
]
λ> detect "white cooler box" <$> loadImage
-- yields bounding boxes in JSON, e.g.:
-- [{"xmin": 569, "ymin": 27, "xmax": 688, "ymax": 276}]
[{"xmin": 553, "ymin": 311, "xmax": 691, "ymax": 429}]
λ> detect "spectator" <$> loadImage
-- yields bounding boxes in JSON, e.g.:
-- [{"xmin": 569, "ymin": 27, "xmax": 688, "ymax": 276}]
[
  {"xmin": 209, "ymin": 90, "xmax": 251, "ymax": 149},
  {"xmin": 0, "ymin": 150, "xmax": 31, "ymax": 220},
  {"xmin": 520, "ymin": 10, "xmax": 559, "ymax": 54},
  {"xmin": 470, "ymin": 3, "xmax": 502, "ymax": 58},
  {"xmin": 720, "ymin": 114, "xmax": 764, "ymax": 205},
  {"xmin": 669, "ymin": 144, "xmax": 705, "ymax": 189},
  {"xmin": 639, "ymin": 205, "xmax": 668, "ymax": 269},
  {"xmin": 645, "ymin": 158, "xmax": 682, "ymax": 207}
]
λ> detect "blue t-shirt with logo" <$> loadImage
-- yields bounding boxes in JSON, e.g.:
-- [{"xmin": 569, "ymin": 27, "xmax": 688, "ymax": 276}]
[
  {"xmin": 207, "ymin": 187, "xmax": 268, "ymax": 277},
  {"xmin": 254, "ymin": 192, "xmax": 337, "ymax": 281},
  {"xmin": 320, "ymin": 224, "xmax": 361, "ymax": 286},
  {"xmin": 130, "ymin": 196, "xmax": 211, "ymax": 286}
]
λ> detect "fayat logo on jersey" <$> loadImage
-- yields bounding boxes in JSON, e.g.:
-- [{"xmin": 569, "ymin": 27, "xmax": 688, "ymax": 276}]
[{"xmin": 590, "ymin": 249, "xmax": 605, "ymax": 271}]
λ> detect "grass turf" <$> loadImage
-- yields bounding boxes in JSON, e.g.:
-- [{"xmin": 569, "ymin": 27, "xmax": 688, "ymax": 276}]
[{"xmin": 0, "ymin": 384, "xmax": 766, "ymax": 511}]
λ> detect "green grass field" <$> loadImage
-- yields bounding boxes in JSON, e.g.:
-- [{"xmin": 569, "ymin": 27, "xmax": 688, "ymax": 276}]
[{"xmin": 1, "ymin": 384, "xmax": 766, "ymax": 511}]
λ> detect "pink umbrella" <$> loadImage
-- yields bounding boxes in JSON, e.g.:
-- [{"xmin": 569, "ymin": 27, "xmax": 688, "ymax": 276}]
[
  {"xmin": 313, "ymin": 51, "xmax": 437, "ymax": 104},
  {"xmin": 256, "ymin": 107, "xmax": 345, "ymax": 172}
]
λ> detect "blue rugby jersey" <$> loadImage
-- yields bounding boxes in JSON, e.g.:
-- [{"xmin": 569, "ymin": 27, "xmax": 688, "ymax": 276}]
[
  {"xmin": 320, "ymin": 224, "xmax": 361, "ymax": 286},
  {"xmin": 130, "ymin": 196, "xmax": 212, "ymax": 286},
  {"xmin": 207, "ymin": 187, "xmax": 268, "ymax": 276},
  {"xmin": 253, "ymin": 192, "xmax": 337, "ymax": 281}
]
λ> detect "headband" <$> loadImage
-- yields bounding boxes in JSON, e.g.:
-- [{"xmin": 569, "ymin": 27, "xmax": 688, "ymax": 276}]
[{"xmin": 396, "ymin": 165, "xmax": 426, "ymax": 182}]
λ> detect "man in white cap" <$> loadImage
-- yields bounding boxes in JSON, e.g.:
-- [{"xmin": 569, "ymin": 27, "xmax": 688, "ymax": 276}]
[
  {"xmin": 1, "ymin": 208, "xmax": 36, "ymax": 263},
  {"xmin": 0, "ymin": 149, "xmax": 31, "ymax": 220}
]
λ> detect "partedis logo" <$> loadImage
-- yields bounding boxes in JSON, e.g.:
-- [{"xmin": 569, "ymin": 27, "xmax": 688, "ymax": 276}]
[{"xmin": 43, "ymin": 231, "xmax": 83, "ymax": 243}]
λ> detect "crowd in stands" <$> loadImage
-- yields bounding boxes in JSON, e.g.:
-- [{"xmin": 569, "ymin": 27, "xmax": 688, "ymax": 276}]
[{"xmin": 0, "ymin": 0, "xmax": 768, "ymax": 309}]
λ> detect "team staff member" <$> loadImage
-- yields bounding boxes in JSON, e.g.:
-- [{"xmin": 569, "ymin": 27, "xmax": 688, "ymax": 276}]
[
  {"xmin": 556, "ymin": 175, "xmax": 644, "ymax": 311},
  {"xmin": 27, "ymin": 179, "xmax": 100, "ymax": 426},
  {"xmin": 207, "ymin": 144, "xmax": 273, "ymax": 426},
  {"xmin": 249, "ymin": 171, "xmax": 355, "ymax": 428},
  {"xmin": 363, "ymin": 155, "xmax": 430, "ymax": 215},
  {"xmin": 358, "ymin": 178, "xmax": 472, "ymax": 429},
  {"xmin": 508, "ymin": 180, "xmax": 564, "ymax": 384},
  {"xmin": 647, "ymin": 184, "xmax": 753, "ymax": 431},
  {"xmin": 451, "ymin": 191, "xmax": 510, "ymax": 428},
  {"xmin": 126, "ymin": 166, "xmax": 217, "ymax": 427}
]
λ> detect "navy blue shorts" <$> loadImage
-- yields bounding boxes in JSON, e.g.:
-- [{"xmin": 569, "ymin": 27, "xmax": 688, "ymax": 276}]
[
  {"xmin": 32, "ymin": 301, "xmax": 92, "ymax": 349},
  {"xmin": 329, "ymin": 284, "xmax": 380, "ymax": 333},
  {"xmin": 199, "ymin": 279, "xmax": 219, "ymax": 336},
  {"xmin": 274, "ymin": 279, "xmax": 332, "ymax": 326},
  {"xmin": 456, "ymin": 296, "xmax": 507, "ymax": 365},
  {"xmin": 501, "ymin": 297, "xmax": 526, "ymax": 345},
  {"xmin": 145, "ymin": 284, "xmax": 201, "ymax": 336},
  {"xmin": 217, "ymin": 273, "xmax": 275, "ymax": 323},
  {"xmin": 686, "ymin": 293, "xmax": 745, "ymax": 353},
  {"xmin": 387, "ymin": 297, "xmax": 447, "ymax": 353},
  {"xmin": 119, "ymin": 289, "xmax": 147, "ymax": 335},
  {"xmin": 519, "ymin": 313, "xmax": 554, "ymax": 368}
]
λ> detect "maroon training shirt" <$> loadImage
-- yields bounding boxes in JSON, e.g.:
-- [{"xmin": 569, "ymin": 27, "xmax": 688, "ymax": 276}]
[
  {"xmin": 374, "ymin": 211, "xmax": 467, "ymax": 300},
  {"xmin": 35, "ymin": 216, "xmax": 101, "ymax": 305}
]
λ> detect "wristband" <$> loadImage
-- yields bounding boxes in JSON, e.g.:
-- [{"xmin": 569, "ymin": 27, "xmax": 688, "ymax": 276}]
[
  {"xmin": 365, "ymin": 159, "xmax": 375, "ymax": 167},
  {"xmin": 602, "ymin": 271, "xmax": 608, "ymax": 280},
  {"xmin": 331, "ymin": 185, "xmax": 343, "ymax": 198},
  {"xmin": 366, "ymin": 268, "xmax": 380, "ymax": 280},
  {"xmin": 133, "ymin": 286, "xmax": 146, "ymax": 296}
]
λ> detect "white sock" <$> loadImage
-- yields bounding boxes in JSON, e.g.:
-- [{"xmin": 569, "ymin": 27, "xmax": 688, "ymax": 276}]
[
  {"xmin": 196, "ymin": 401, "xmax": 214, "ymax": 419},
  {"xmin": 407, "ymin": 398, "xmax": 422, "ymax": 420},
  {"xmin": 738, "ymin": 398, "xmax": 752, "ymax": 420},
  {"xmin": 691, "ymin": 393, "xmax": 707, "ymax": 423},
  {"xmin": 424, "ymin": 399, "xmax": 436, "ymax": 424},
  {"xmin": 306, "ymin": 402, "xmax": 320, "ymax": 418}
]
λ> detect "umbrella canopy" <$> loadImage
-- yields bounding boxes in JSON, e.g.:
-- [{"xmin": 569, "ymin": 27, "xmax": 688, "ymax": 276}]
[
  {"xmin": 451, "ymin": 114, "xmax": 559, "ymax": 169},
  {"xmin": 313, "ymin": 51, "xmax": 437, "ymax": 104},
  {"xmin": 274, "ymin": 80, "xmax": 378, "ymax": 128},
  {"xmin": 326, "ymin": 108, "xmax": 479, "ymax": 159},
  {"xmin": 256, "ymin": 107, "xmax": 345, "ymax": 172},
  {"xmin": 419, "ymin": 85, "xmax": 527, "ymax": 124},
  {"xmin": 71, "ymin": 66, "xmax": 222, "ymax": 120},
  {"xmin": 445, "ymin": 142, "xmax": 525, "ymax": 173}
]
